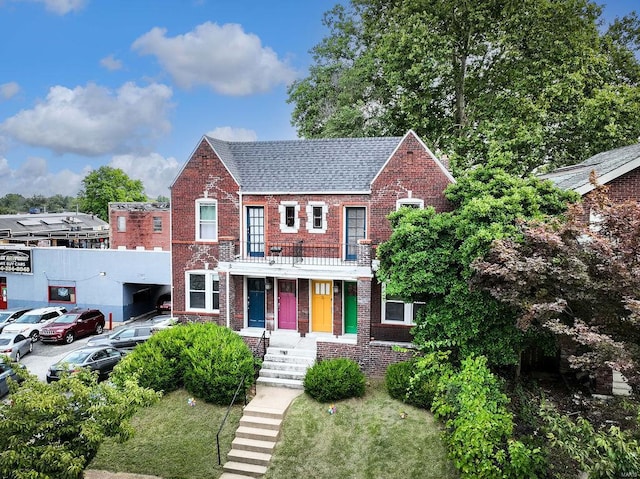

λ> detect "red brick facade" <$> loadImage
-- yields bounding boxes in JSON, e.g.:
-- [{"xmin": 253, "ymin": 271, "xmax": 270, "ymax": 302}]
[
  {"xmin": 109, "ymin": 203, "xmax": 170, "ymax": 251},
  {"xmin": 171, "ymin": 131, "xmax": 454, "ymax": 372}
]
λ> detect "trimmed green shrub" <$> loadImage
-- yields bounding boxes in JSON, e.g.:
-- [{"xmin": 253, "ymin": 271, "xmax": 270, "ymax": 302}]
[
  {"xmin": 111, "ymin": 323, "xmax": 255, "ymax": 405},
  {"xmin": 385, "ymin": 360, "xmax": 413, "ymax": 402},
  {"xmin": 304, "ymin": 358, "xmax": 366, "ymax": 402}
]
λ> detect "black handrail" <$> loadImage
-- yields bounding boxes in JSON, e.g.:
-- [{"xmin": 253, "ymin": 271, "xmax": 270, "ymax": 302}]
[{"xmin": 216, "ymin": 331, "xmax": 268, "ymax": 465}]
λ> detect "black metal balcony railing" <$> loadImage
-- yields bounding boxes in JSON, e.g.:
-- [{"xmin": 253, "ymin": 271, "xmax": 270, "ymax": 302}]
[{"xmin": 233, "ymin": 240, "xmax": 363, "ymax": 267}]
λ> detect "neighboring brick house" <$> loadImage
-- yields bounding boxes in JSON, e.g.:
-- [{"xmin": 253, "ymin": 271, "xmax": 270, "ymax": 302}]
[
  {"xmin": 109, "ymin": 202, "xmax": 170, "ymax": 251},
  {"xmin": 171, "ymin": 130, "xmax": 454, "ymax": 374},
  {"xmin": 541, "ymin": 142, "xmax": 640, "ymax": 395},
  {"xmin": 541, "ymin": 142, "xmax": 640, "ymax": 204}
]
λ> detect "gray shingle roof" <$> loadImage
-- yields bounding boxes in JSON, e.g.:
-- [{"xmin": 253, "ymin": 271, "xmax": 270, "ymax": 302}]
[
  {"xmin": 205, "ymin": 136, "xmax": 404, "ymax": 193},
  {"xmin": 540, "ymin": 143, "xmax": 640, "ymax": 194}
]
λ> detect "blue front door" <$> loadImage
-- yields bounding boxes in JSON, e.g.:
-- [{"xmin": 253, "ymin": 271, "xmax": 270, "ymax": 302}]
[{"xmin": 247, "ymin": 278, "xmax": 265, "ymax": 328}]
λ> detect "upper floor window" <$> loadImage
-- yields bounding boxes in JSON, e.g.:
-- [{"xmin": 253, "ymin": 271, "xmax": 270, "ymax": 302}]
[
  {"xmin": 117, "ymin": 216, "xmax": 126, "ymax": 232},
  {"xmin": 186, "ymin": 270, "xmax": 219, "ymax": 312},
  {"xmin": 396, "ymin": 198, "xmax": 424, "ymax": 210},
  {"xmin": 306, "ymin": 202, "xmax": 328, "ymax": 233},
  {"xmin": 278, "ymin": 201, "xmax": 300, "ymax": 233},
  {"xmin": 196, "ymin": 199, "xmax": 217, "ymax": 241},
  {"xmin": 153, "ymin": 216, "xmax": 162, "ymax": 232}
]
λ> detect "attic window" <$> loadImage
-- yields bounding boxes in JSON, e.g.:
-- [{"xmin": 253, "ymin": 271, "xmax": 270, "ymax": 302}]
[{"xmin": 396, "ymin": 198, "xmax": 424, "ymax": 210}]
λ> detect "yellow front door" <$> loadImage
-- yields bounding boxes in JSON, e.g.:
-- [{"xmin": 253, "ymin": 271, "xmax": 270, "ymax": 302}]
[{"xmin": 311, "ymin": 280, "xmax": 333, "ymax": 333}]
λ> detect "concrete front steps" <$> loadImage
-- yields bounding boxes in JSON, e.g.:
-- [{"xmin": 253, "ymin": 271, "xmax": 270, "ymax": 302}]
[
  {"xmin": 256, "ymin": 333, "xmax": 317, "ymax": 389},
  {"xmin": 220, "ymin": 386, "xmax": 302, "ymax": 479}
]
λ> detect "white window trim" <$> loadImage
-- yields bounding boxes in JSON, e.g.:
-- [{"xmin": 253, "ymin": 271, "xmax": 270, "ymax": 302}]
[
  {"xmin": 306, "ymin": 202, "xmax": 328, "ymax": 233},
  {"xmin": 278, "ymin": 201, "xmax": 300, "ymax": 233},
  {"xmin": 185, "ymin": 270, "xmax": 220, "ymax": 312},
  {"xmin": 195, "ymin": 198, "xmax": 218, "ymax": 242},
  {"xmin": 381, "ymin": 284, "xmax": 423, "ymax": 325},
  {"xmin": 396, "ymin": 198, "xmax": 424, "ymax": 210}
]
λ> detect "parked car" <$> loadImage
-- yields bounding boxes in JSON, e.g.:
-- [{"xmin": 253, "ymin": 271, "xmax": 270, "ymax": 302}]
[
  {"xmin": 0, "ymin": 333, "xmax": 33, "ymax": 361},
  {"xmin": 156, "ymin": 294, "xmax": 171, "ymax": 314},
  {"xmin": 0, "ymin": 308, "xmax": 32, "ymax": 333},
  {"xmin": 0, "ymin": 359, "xmax": 24, "ymax": 398},
  {"xmin": 40, "ymin": 308, "xmax": 106, "ymax": 344},
  {"xmin": 146, "ymin": 315, "xmax": 178, "ymax": 332},
  {"xmin": 2, "ymin": 307, "xmax": 67, "ymax": 342},
  {"xmin": 86, "ymin": 325, "xmax": 153, "ymax": 350},
  {"xmin": 46, "ymin": 345, "xmax": 124, "ymax": 383}
]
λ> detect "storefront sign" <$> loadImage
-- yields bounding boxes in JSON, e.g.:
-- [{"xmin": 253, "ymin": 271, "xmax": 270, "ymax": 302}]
[{"xmin": 0, "ymin": 248, "xmax": 32, "ymax": 273}]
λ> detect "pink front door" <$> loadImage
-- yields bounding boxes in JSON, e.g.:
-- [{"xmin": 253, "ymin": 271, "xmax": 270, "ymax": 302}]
[{"xmin": 278, "ymin": 280, "xmax": 297, "ymax": 330}]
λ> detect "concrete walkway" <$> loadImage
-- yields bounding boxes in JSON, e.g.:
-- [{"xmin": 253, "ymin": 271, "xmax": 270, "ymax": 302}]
[{"xmin": 85, "ymin": 385, "xmax": 302, "ymax": 479}]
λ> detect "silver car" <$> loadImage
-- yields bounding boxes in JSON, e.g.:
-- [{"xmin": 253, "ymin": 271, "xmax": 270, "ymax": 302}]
[{"xmin": 0, "ymin": 333, "xmax": 33, "ymax": 361}]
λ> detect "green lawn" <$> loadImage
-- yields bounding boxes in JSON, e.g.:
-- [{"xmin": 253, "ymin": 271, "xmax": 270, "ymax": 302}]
[
  {"xmin": 266, "ymin": 381, "xmax": 457, "ymax": 479},
  {"xmin": 90, "ymin": 382, "xmax": 456, "ymax": 479},
  {"xmin": 89, "ymin": 389, "xmax": 243, "ymax": 479}
]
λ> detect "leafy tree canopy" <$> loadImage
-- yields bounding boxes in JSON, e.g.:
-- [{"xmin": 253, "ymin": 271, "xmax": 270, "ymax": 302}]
[
  {"xmin": 288, "ymin": 0, "xmax": 640, "ymax": 176},
  {"xmin": 0, "ymin": 367, "xmax": 159, "ymax": 478},
  {"xmin": 376, "ymin": 164, "xmax": 577, "ymax": 366},
  {"xmin": 78, "ymin": 166, "xmax": 147, "ymax": 221},
  {"xmin": 472, "ymin": 184, "xmax": 640, "ymax": 393},
  {"xmin": 0, "ymin": 193, "xmax": 77, "ymax": 215}
]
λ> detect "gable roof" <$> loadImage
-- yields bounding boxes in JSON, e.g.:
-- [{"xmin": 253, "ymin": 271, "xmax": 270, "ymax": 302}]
[
  {"xmin": 202, "ymin": 134, "xmax": 407, "ymax": 193},
  {"xmin": 540, "ymin": 143, "xmax": 640, "ymax": 195}
]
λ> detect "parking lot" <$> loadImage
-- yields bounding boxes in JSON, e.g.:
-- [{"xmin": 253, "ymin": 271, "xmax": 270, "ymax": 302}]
[{"xmin": 19, "ymin": 320, "xmax": 138, "ymax": 381}]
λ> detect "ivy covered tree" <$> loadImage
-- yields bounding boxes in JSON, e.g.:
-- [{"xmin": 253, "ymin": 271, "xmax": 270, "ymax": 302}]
[
  {"xmin": 376, "ymin": 163, "xmax": 577, "ymax": 368},
  {"xmin": 0, "ymin": 367, "xmax": 159, "ymax": 478},
  {"xmin": 288, "ymin": 0, "xmax": 640, "ymax": 176},
  {"xmin": 472, "ymin": 183, "xmax": 640, "ymax": 392},
  {"xmin": 78, "ymin": 166, "xmax": 147, "ymax": 221}
]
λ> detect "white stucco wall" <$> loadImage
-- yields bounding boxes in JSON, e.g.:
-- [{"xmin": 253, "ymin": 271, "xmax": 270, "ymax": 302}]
[{"xmin": 1, "ymin": 247, "xmax": 170, "ymax": 323}]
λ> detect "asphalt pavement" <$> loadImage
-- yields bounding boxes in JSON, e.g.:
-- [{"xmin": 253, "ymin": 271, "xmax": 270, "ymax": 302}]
[{"xmin": 20, "ymin": 321, "xmax": 131, "ymax": 381}]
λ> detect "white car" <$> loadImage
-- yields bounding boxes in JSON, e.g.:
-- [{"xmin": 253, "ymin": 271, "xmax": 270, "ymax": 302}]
[{"xmin": 2, "ymin": 307, "xmax": 67, "ymax": 342}]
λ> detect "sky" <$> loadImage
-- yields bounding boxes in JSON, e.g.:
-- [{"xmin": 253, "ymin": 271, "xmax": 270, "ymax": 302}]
[{"xmin": 0, "ymin": 0, "xmax": 637, "ymax": 201}]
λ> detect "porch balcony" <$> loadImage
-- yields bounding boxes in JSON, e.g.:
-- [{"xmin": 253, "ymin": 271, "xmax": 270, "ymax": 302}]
[{"xmin": 217, "ymin": 238, "xmax": 376, "ymax": 279}]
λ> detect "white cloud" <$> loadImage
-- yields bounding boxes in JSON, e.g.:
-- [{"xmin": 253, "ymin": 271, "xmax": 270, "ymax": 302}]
[
  {"xmin": 1, "ymin": 82, "xmax": 173, "ymax": 156},
  {"xmin": 0, "ymin": 82, "xmax": 20, "ymax": 100},
  {"xmin": 100, "ymin": 54, "xmax": 123, "ymax": 71},
  {"xmin": 14, "ymin": 0, "xmax": 86, "ymax": 14},
  {"xmin": 206, "ymin": 127, "xmax": 257, "ymax": 142},
  {"xmin": 0, "ymin": 156, "xmax": 85, "ymax": 197},
  {"xmin": 132, "ymin": 22, "xmax": 297, "ymax": 95},
  {"xmin": 109, "ymin": 152, "xmax": 181, "ymax": 199}
]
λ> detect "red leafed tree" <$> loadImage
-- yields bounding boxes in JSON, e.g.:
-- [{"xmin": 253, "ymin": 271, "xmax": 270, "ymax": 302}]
[{"xmin": 472, "ymin": 179, "xmax": 640, "ymax": 392}]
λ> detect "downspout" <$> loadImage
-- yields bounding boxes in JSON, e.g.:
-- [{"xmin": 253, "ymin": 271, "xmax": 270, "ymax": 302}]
[{"xmin": 228, "ymin": 189, "xmax": 242, "ymax": 329}]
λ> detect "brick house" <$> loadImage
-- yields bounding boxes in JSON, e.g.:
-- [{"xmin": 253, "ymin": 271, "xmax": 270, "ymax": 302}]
[
  {"xmin": 109, "ymin": 202, "xmax": 171, "ymax": 251},
  {"xmin": 541, "ymin": 142, "xmax": 640, "ymax": 395},
  {"xmin": 170, "ymin": 130, "xmax": 454, "ymax": 374}
]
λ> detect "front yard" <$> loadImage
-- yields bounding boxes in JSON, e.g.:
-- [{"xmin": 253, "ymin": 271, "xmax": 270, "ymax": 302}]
[{"xmin": 89, "ymin": 382, "xmax": 456, "ymax": 479}]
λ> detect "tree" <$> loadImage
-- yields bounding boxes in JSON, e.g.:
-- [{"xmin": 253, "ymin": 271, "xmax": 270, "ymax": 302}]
[
  {"xmin": 376, "ymin": 163, "xmax": 577, "ymax": 367},
  {"xmin": 288, "ymin": 0, "xmax": 640, "ymax": 176},
  {"xmin": 78, "ymin": 166, "xmax": 147, "ymax": 221},
  {"xmin": 472, "ymin": 183, "xmax": 640, "ymax": 392},
  {"xmin": 0, "ymin": 367, "xmax": 159, "ymax": 478}
]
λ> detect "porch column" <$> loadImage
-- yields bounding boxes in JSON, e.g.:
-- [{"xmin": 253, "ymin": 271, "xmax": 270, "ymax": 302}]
[
  {"xmin": 357, "ymin": 239, "xmax": 372, "ymax": 266},
  {"xmin": 219, "ymin": 236, "xmax": 236, "ymax": 261},
  {"xmin": 356, "ymin": 277, "xmax": 371, "ymax": 347}
]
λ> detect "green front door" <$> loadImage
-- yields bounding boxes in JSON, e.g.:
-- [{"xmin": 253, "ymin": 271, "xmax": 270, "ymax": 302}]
[{"xmin": 344, "ymin": 281, "xmax": 357, "ymax": 334}]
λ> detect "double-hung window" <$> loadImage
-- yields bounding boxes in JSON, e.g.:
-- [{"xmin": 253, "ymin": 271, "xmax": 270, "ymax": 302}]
[
  {"xmin": 278, "ymin": 201, "xmax": 300, "ymax": 233},
  {"xmin": 382, "ymin": 285, "xmax": 425, "ymax": 325},
  {"xmin": 196, "ymin": 199, "xmax": 217, "ymax": 241},
  {"xmin": 186, "ymin": 271, "xmax": 220, "ymax": 312},
  {"xmin": 306, "ymin": 202, "xmax": 328, "ymax": 233}
]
